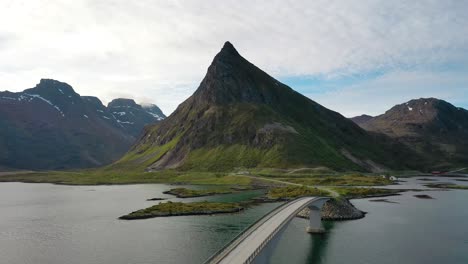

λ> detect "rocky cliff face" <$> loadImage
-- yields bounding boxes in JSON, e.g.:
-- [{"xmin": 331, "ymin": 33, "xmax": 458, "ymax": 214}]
[
  {"xmin": 116, "ymin": 41, "xmax": 424, "ymax": 172},
  {"xmin": 352, "ymin": 98, "xmax": 468, "ymax": 169},
  {"xmin": 0, "ymin": 79, "xmax": 164, "ymax": 170}
]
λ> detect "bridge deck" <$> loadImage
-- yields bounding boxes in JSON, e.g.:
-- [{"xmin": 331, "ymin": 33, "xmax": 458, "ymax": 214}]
[{"xmin": 208, "ymin": 197, "xmax": 318, "ymax": 264}]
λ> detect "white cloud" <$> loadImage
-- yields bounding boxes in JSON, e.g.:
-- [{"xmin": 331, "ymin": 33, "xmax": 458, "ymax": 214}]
[{"xmin": 0, "ymin": 0, "xmax": 467, "ymax": 114}]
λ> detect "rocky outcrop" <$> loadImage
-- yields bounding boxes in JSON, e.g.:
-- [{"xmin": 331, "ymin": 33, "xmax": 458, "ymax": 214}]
[{"xmin": 297, "ymin": 198, "xmax": 365, "ymax": 220}]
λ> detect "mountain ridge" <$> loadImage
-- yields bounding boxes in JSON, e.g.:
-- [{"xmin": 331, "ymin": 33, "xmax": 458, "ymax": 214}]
[
  {"xmin": 0, "ymin": 79, "xmax": 165, "ymax": 170},
  {"xmin": 351, "ymin": 98, "xmax": 468, "ymax": 169},
  {"xmin": 116, "ymin": 42, "xmax": 424, "ymax": 172}
]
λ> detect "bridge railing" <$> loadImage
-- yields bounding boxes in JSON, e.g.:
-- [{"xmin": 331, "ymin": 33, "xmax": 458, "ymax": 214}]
[
  {"xmin": 202, "ymin": 198, "xmax": 304, "ymax": 264},
  {"xmin": 243, "ymin": 197, "xmax": 326, "ymax": 263}
]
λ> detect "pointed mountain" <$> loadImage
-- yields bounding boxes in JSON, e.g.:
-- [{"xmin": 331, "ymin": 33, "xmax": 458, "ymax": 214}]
[
  {"xmin": 0, "ymin": 79, "xmax": 163, "ymax": 170},
  {"xmin": 356, "ymin": 98, "xmax": 468, "ymax": 169},
  {"xmin": 117, "ymin": 42, "xmax": 423, "ymax": 172}
]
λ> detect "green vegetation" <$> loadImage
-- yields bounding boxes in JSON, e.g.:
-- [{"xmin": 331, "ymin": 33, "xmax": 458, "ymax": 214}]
[
  {"xmin": 278, "ymin": 174, "xmax": 392, "ymax": 186},
  {"xmin": 245, "ymin": 169, "xmax": 394, "ymax": 186},
  {"xmin": 119, "ymin": 201, "xmax": 243, "ymax": 220},
  {"xmin": 266, "ymin": 186, "xmax": 330, "ymax": 199},
  {"xmin": 0, "ymin": 170, "xmax": 252, "ymax": 185},
  {"xmin": 425, "ymin": 183, "xmax": 468, "ymax": 190},
  {"xmin": 333, "ymin": 187, "xmax": 402, "ymax": 198},
  {"xmin": 113, "ymin": 43, "xmax": 426, "ymax": 173},
  {"xmin": 163, "ymin": 187, "xmax": 233, "ymax": 198}
]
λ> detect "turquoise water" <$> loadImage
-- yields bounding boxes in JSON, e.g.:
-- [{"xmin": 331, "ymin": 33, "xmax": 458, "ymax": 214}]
[{"xmin": 0, "ymin": 177, "xmax": 467, "ymax": 264}]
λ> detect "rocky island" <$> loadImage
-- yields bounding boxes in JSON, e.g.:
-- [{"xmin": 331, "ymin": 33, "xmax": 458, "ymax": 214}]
[
  {"xmin": 297, "ymin": 198, "xmax": 366, "ymax": 220},
  {"xmin": 163, "ymin": 187, "xmax": 233, "ymax": 198},
  {"xmin": 119, "ymin": 201, "xmax": 243, "ymax": 220}
]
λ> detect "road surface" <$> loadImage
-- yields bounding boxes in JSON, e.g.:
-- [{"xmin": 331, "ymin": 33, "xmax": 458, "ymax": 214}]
[{"xmin": 210, "ymin": 197, "xmax": 319, "ymax": 264}]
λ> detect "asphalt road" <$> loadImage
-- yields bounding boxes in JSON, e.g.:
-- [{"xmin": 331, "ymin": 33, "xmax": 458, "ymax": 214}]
[{"xmin": 214, "ymin": 197, "xmax": 317, "ymax": 264}]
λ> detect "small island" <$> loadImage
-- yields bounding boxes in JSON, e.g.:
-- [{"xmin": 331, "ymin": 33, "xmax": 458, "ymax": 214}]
[
  {"xmin": 119, "ymin": 201, "xmax": 243, "ymax": 220},
  {"xmin": 369, "ymin": 199, "xmax": 399, "ymax": 204},
  {"xmin": 163, "ymin": 187, "xmax": 233, "ymax": 198},
  {"xmin": 425, "ymin": 183, "xmax": 468, "ymax": 190},
  {"xmin": 333, "ymin": 187, "xmax": 402, "ymax": 198},
  {"xmin": 414, "ymin": 194, "xmax": 434, "ymax": 199},
  {"xmin": 146, "ymin": 197, "xmax": 166, "ymax": 201}
]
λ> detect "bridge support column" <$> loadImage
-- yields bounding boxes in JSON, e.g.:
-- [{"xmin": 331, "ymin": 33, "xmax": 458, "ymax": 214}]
[
  {"xmin": 305, "ymin": 198, "xmax": 329, "ymax": 234},
  {"xmin": 306, "ymin": 205, "xmax": 325, "ymax": 233}
]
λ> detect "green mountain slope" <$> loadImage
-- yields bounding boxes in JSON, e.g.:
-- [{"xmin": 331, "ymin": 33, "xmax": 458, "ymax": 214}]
[{"xmin": 115, "ymin": 42, "xmax": 424, "ymax": 172}]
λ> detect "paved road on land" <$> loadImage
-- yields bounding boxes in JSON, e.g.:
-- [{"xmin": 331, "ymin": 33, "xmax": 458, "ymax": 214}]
[
  {"xmin": 239, "ymin": 175, "xmax": 340, "ymax": 197},
  {"xmin": 213, "ymin": 197, "xmax": 317, "ymax": 264}
]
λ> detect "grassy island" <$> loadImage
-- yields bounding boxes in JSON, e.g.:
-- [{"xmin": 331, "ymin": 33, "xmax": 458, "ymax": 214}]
[
  {"xmin": 425, "ymin": 183, "xmax": 468, "ymax": 190},
  {"xmin": 280, "ymin": 174, "xmax": 392, "ymax": 186},
  {"xmin": 119, "ymin": 201, "xmax": 243, "ymax": 220},
  {"xmin": 333, "ymin": 187, "xmax": 402, "ymax": 198},
  {"xmin": 163, "ymin": 187, "xmax": 233, "ymax": 198},
  {"xmin": 266, "ymin": 186, "xmax": 329, "ymax": 199}
]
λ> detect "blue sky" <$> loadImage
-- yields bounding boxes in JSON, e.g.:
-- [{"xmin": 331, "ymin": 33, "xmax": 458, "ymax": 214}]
[
  {"xmin": 1, "ymin": 0, "xmax": 467, "ymax": 117},
  {"xmin": 280, "ymin": 66, "xmax": 468, "ymax": 117}
]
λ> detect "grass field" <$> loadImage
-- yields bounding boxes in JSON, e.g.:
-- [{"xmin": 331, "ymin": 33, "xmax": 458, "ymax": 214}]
[
  {"xmin": 163, "ymin": 187, "xmax": 233, "ymax": 198},
  {"xmin": 0, "ymin": 167, "xmax": 411, "ymax": 200},
  {"xmin": 332, "ymin": 187, "xmax": 402, "ymax": 198},
  {"xmin": 425, "ymin": 183, "xmax": 468, "ymax": 190},
  {"xmin": 0, "ymin": 169, "xmax": 252, "ymax": 185},
  {"xmin": 265, "ymin": 186, "xmax": 330, "ymax": 199}
]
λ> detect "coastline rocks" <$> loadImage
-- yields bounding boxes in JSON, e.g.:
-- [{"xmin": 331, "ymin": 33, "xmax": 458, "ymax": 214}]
[
  {"xmin": 297, "ymin": 198, "xmax": 365, "ymax": 221},
  {"xmin": 413, "ymin": 194, "xmax": 434, "ymax": 199},
  {"xmin": 146, "ymin": 198, "xmax": 166, "ymax": 201}
]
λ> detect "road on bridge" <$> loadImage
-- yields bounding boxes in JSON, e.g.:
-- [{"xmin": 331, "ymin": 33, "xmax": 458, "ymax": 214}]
[{"xmin": 209, "ymin": 196, "xmax": 319, "ymax": 264}]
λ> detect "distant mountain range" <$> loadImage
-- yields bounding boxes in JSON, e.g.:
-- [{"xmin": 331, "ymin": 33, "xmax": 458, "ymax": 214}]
[
  {"xmin": 351, "ymin": 98, "xmax": 468, "ymax": 169},
  {"xmin": 115, "ymin": 42, "xmax": 423, "ymax": 172},
  {"xmin": 2, "ymin": 44, "xmax": 466, "ymax": 173},
  {"xmin": 0, "ymin": 79, "xmax": 165, "ymax": 170}
]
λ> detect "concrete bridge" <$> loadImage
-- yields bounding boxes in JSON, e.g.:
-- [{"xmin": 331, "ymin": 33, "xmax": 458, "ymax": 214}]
[{"xmin": 205, "ymin": 196, "xmax": 330, "ymax": 264}]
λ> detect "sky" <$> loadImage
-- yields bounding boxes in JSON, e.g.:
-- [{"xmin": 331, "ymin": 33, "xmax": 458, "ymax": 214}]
[{"xmin": 1, "ymin": 0, "xmax": 467, "ymax": 117}]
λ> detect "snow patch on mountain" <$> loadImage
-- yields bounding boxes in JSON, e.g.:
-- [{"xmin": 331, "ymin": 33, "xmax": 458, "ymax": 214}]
[
  {"xmin": 117, "ymin": 120, "xmax": 134, "ymax": 124},
  {"xmin": 24, "ymin": 93, "xmax": 65, "ymax": 117}
]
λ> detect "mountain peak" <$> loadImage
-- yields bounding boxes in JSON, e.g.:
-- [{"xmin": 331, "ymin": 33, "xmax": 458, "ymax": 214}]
[
  {"xmin": 219, "ymin": 41, "xmax": 239, "ymax": 56},
  {"xmin": 350, "ymin": 114, "xmax": 374, "ymax": 126},
  {"xmin": 27, "ymin": 79, "xmax": 77, "ymax": 96},
  {"xmin": 191, "ymin": 41, "xmax": 284, "ymax": 105},
  {"xmin": 108, "ymin": 98, "xmax": 139, "ymax": 108},
  {"xmin": 209, "ymin": 41, "xmax": 242, "ymax": 68}
]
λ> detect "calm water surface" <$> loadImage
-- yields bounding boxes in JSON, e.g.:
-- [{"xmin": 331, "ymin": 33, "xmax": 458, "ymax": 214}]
[
  {"xmin": 257, "ymin": 176, "xmax": 468, "ymax": 264},
  {"xmin": 0, "ymin": 176, "xmax": 467, "ymax": 264}
]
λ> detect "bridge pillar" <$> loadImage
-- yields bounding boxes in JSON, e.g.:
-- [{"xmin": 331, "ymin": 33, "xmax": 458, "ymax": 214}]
[{"xmin": 305, "ymin": 198, "xmax": 329, "ymax": 233}]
